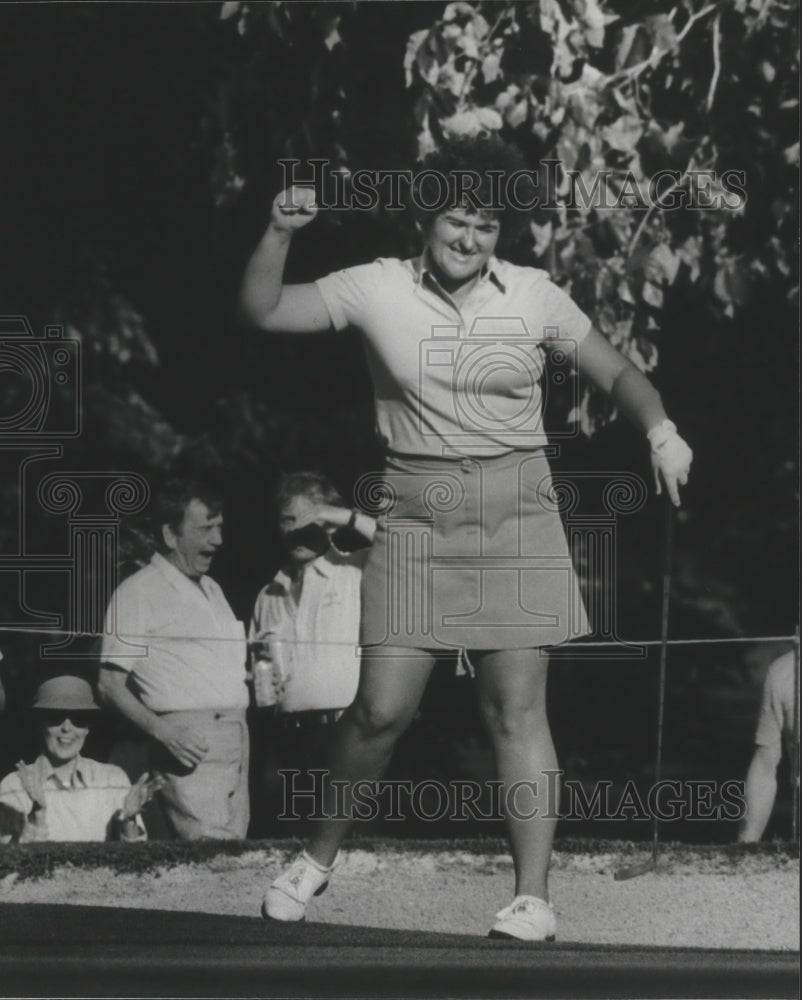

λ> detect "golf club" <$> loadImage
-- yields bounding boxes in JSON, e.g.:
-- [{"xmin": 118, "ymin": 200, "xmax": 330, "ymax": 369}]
[{"xmin": 615, "ymin": 495, "xmax": 674, "ymax": 881}]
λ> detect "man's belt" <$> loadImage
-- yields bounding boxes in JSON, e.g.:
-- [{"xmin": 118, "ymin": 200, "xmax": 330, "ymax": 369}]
[{"xmin": 278, "ymin": 709, "xmax": 344, "ymax": 729}]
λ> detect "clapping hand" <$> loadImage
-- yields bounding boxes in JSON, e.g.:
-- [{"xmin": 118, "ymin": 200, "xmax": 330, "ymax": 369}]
[
  {"xmin": 15, "ymin": 760, "xmax": 46, "ymax": 811},
  {"xmin": 121, "ymin": 771, "xmax": 165, "ymax": 821}
]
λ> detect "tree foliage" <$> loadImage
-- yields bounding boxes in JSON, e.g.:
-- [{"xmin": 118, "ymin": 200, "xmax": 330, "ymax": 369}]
[{"xmin": 224, "ymin": 0, "xmax": 797, "ymax": 434}]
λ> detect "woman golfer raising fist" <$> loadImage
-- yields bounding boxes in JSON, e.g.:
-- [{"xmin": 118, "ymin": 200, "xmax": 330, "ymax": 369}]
[{"xmin": 240, "ymin": 136, "xmax": 692, "ymax": 941}]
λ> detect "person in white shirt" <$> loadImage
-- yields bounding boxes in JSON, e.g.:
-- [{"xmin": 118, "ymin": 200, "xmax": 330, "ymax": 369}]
[
  {"xmin": 739, "ymin": 649, "xmax": 798, "ymax": 842},
  {"xmin": 250, "ymin": 472, "xmax": 374, "ymax": 736},
  {"xmin": 0, "ymin": 675, "xmax": 156, "ymax": 842},
  {"xmin": 98, "ymin": 479, "xmax": 250, "ymax": 840}
]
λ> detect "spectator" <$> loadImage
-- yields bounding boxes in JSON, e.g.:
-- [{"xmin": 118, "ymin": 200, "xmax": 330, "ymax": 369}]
[
  {"xmin": 98, "ymin": 478, "xmax": 250, "ymax": 840},
  {"xmin": 248, "ymin": 473, "xmax": 374, "ymax": 820},
  {"xmin": 0, "ymin": 676, "xmax": 157, "ymax": 842},
  {"xmin": 739, "ymin": 649, "xmax": 798, "ymax": 841}
]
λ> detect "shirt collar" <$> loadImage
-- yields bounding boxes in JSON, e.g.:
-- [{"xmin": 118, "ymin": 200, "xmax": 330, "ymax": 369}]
[
  {"xmin": 37, "ymin": 753, "xmax": 88, "ymax": 790},
  {"xmin": 151, "ymin": 551, "xmax": 212, "ymax": 597},
  {"xmin": 412, "ymin": 251, "xmax": 506, "ymax": 293}
]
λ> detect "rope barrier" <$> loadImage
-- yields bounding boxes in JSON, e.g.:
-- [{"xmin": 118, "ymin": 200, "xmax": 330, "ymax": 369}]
[{"xmin": 0, "ymin": 625, "xmax": 798, "ymax": 647}]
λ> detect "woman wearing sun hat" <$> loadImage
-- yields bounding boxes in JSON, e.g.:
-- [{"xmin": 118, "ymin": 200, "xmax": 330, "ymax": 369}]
[{"xmin": 0, "ymin": 675, "xmax": 162, "ymax": 842}]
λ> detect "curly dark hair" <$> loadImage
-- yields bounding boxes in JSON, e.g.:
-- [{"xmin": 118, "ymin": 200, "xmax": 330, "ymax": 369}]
[{"xmin": 411, "ymin": 135, "xmax": 537, "ymax": 247}]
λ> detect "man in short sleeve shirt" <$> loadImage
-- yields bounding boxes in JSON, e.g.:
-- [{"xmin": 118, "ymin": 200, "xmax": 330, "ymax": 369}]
[{"xmin": 99, "ymin": 479, "xmax": 250, "ymax": 840}]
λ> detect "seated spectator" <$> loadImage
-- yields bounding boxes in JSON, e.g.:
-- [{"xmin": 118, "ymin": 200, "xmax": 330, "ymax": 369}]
[
  {"xmin": 739, "ymin": 649, "xmax": 797, "ymax": 841},
  {"xmin": 248, "ymin": 473, "xmax": 374, "ymax": 815},
  {"xmin": 0, "ymin": 675, "xmax": 161, "ymax": 842}
]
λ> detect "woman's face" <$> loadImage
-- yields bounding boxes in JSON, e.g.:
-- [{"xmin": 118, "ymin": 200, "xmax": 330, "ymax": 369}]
[
  {"xmin": 41, "ymin": 713, "xmax": 90, "ymax": 765},
  {"xmin": 423, "ymin": 206, "xmax": 501, "ymax": 290}
]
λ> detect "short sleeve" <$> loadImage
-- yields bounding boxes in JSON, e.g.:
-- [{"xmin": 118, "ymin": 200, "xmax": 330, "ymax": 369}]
[
  {"xmin": 314, "ymin": 261, "xmax": 384, "ymax": 331},
  {"xmin": 538, "ymin": 279, "xmax": 592, "ymax": 347},
  {"xmin": 100, "ymin": 578, "xmax": 147, "ymax": 672},
  {"xmin": 249, "ymin": 587, "xmax": 280, "ymax": 642}
]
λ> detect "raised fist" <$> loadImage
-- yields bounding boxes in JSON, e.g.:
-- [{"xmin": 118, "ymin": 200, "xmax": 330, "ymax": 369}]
[{"xmin": 270, "ymin": 185, "xmax": 318, "ymax": 231}]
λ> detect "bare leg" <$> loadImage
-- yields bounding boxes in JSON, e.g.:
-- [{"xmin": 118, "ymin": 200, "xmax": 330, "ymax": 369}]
[
  {"xmin": 472, "ymin": 648, "xmax": 556, "ymax": 901},
  {"xmin": 306, "ymin": 646, "xmax": 436, "ymax": 867}
]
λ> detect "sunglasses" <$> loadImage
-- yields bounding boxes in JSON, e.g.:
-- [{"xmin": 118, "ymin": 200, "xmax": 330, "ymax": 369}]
[{"xmin": 39, "ymin": 711, "xmax": 94, "ymax": 729}]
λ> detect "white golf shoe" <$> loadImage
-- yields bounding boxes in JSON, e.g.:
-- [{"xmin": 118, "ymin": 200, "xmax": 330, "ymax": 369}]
[
  {"xmin": 488, "ymin": 895, "xmax": 557, "ymax": 941},
  {"xmin": 261, "ymin": 850, "xmax": 339, "ymax": 922}
]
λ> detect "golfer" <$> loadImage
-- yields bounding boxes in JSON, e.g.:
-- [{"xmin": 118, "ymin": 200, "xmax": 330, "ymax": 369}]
[{"xmin": 240, "ymin": 136, "xmax": 692, "ymax": 940}]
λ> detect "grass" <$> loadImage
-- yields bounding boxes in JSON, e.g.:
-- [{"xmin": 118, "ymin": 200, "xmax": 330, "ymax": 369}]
[{"xmin": 0, "ymin": 835, "xmax": 797, "ymax": 883}]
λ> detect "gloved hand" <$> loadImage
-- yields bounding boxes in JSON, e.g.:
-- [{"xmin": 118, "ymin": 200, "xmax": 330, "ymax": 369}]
[{"xmin": 648, "ymin": 420, "xmax": 693, "ymax": 507}]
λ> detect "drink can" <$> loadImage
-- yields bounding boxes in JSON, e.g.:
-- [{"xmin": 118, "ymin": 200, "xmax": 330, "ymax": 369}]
[{"xmin": 252, "ymin": 658, "xmax": 278, "ymax": 708}]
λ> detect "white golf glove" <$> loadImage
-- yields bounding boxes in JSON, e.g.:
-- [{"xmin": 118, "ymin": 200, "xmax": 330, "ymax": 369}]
[{"xmin": 648, "ymin": 420, "xmax": 693, "ymax": 507}]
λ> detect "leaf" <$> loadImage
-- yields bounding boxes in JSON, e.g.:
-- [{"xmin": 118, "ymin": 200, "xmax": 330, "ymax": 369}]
[
  {"xmin": 641, "ymin": 280, "xmax": 663, "ymax": 308},
  {"xmin": 417, "ymin": 124, "xmax": 437, "ymax": 160},
  {"xmin": 443, "ymin": 1, "xmax": 476, "ymax": 22},
  {"xmin": 760, "ymin": 61, "xmax": 776, "ymax": 83},
  {"xmin": 615, "ymin": 24, "xmax": 641, "ymax": 70},
  {"xmin": 220, "ymin": 2, "xmax": 242, "ymax": 22},
  {"xmin": 405, "ymin": 29, "xmax": 431, "ymax": 87},
  {"xmin": 495, "ymin": 84, "xmax": 520, "ymax": 112},
  {"xmin": 644, "ymin": 244, "xmax": 680, "ymax": 285},
  {"xmin": 617, "ymin": 279, "xmax": 636, "ymax": 304},
  {"xmin": 577, "ymin": 0, "xmax": 607, "ymax": 48},
  {"xmin": 442, "ymin": 109, "xmax": 483, "ymax": 137},
  {"xmin": 676, "ymin": 236, "xmax": 701, "ymax": 282},
  {"xmin": 714, "ymin": 256, "xmax": 751, "ymax": 309},
  {"xmin": 505, "ymin": 98, "xmax": 528, "ymax": 129},
  {"xmin": 602, "ymin": 115, "xmax": 643, "ymax": 152},
  {"xmin": 644, "ymin": 14, "xmax": 677, "ymax": 52},
  {"xmin": 475, "ymin": 106, "xmax": 503, "ymax": 130},
  {"xmin": 322, "ymin": 15, "xmax": 343, "ymax": 52},
  {"xmin": 530, "ymin": 220, "xmax": 552, "ymax": 255},
  {"xmin": 481, "ymin": 51, "xmax": 502, "ymax": 83}
]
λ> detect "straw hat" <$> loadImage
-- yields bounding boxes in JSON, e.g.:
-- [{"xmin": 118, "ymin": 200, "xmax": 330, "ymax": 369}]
[{"xmin": 32, "ymin": 676, "xmax": 100, "ymax": 712}]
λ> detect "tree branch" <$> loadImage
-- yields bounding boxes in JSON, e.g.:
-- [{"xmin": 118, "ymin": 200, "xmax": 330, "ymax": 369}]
[
  {"xmin": 609, "ymin": 2, "xmax": 721, "ymax": 83},
  {"xmin": 706, "ymin": 12, "xmax": 722, "ymax": 112}
]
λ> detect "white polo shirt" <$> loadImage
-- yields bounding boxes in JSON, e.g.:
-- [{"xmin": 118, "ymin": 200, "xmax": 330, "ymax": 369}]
[
  {"xmin": 249, "ymin": 549, "xmax": 365, "ymax": 713},
  {"xmin": 100, "ymin": 553, "xmax": 248, "ymax": 712},
  {"xmin": 315, "ymin": 255, "xmax": 591, "ymax": 458}
]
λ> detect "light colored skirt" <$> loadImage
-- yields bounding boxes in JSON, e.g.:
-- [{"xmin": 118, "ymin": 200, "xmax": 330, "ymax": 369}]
[{"xmin": 359, "ymin": 450, "xmax": 590, "ymax": 652}]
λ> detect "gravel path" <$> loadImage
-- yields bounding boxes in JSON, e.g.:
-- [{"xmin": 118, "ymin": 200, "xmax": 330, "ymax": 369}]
[{"xmin": 1, "ymin": 846, "xmax": 797, "ymax": 950}]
